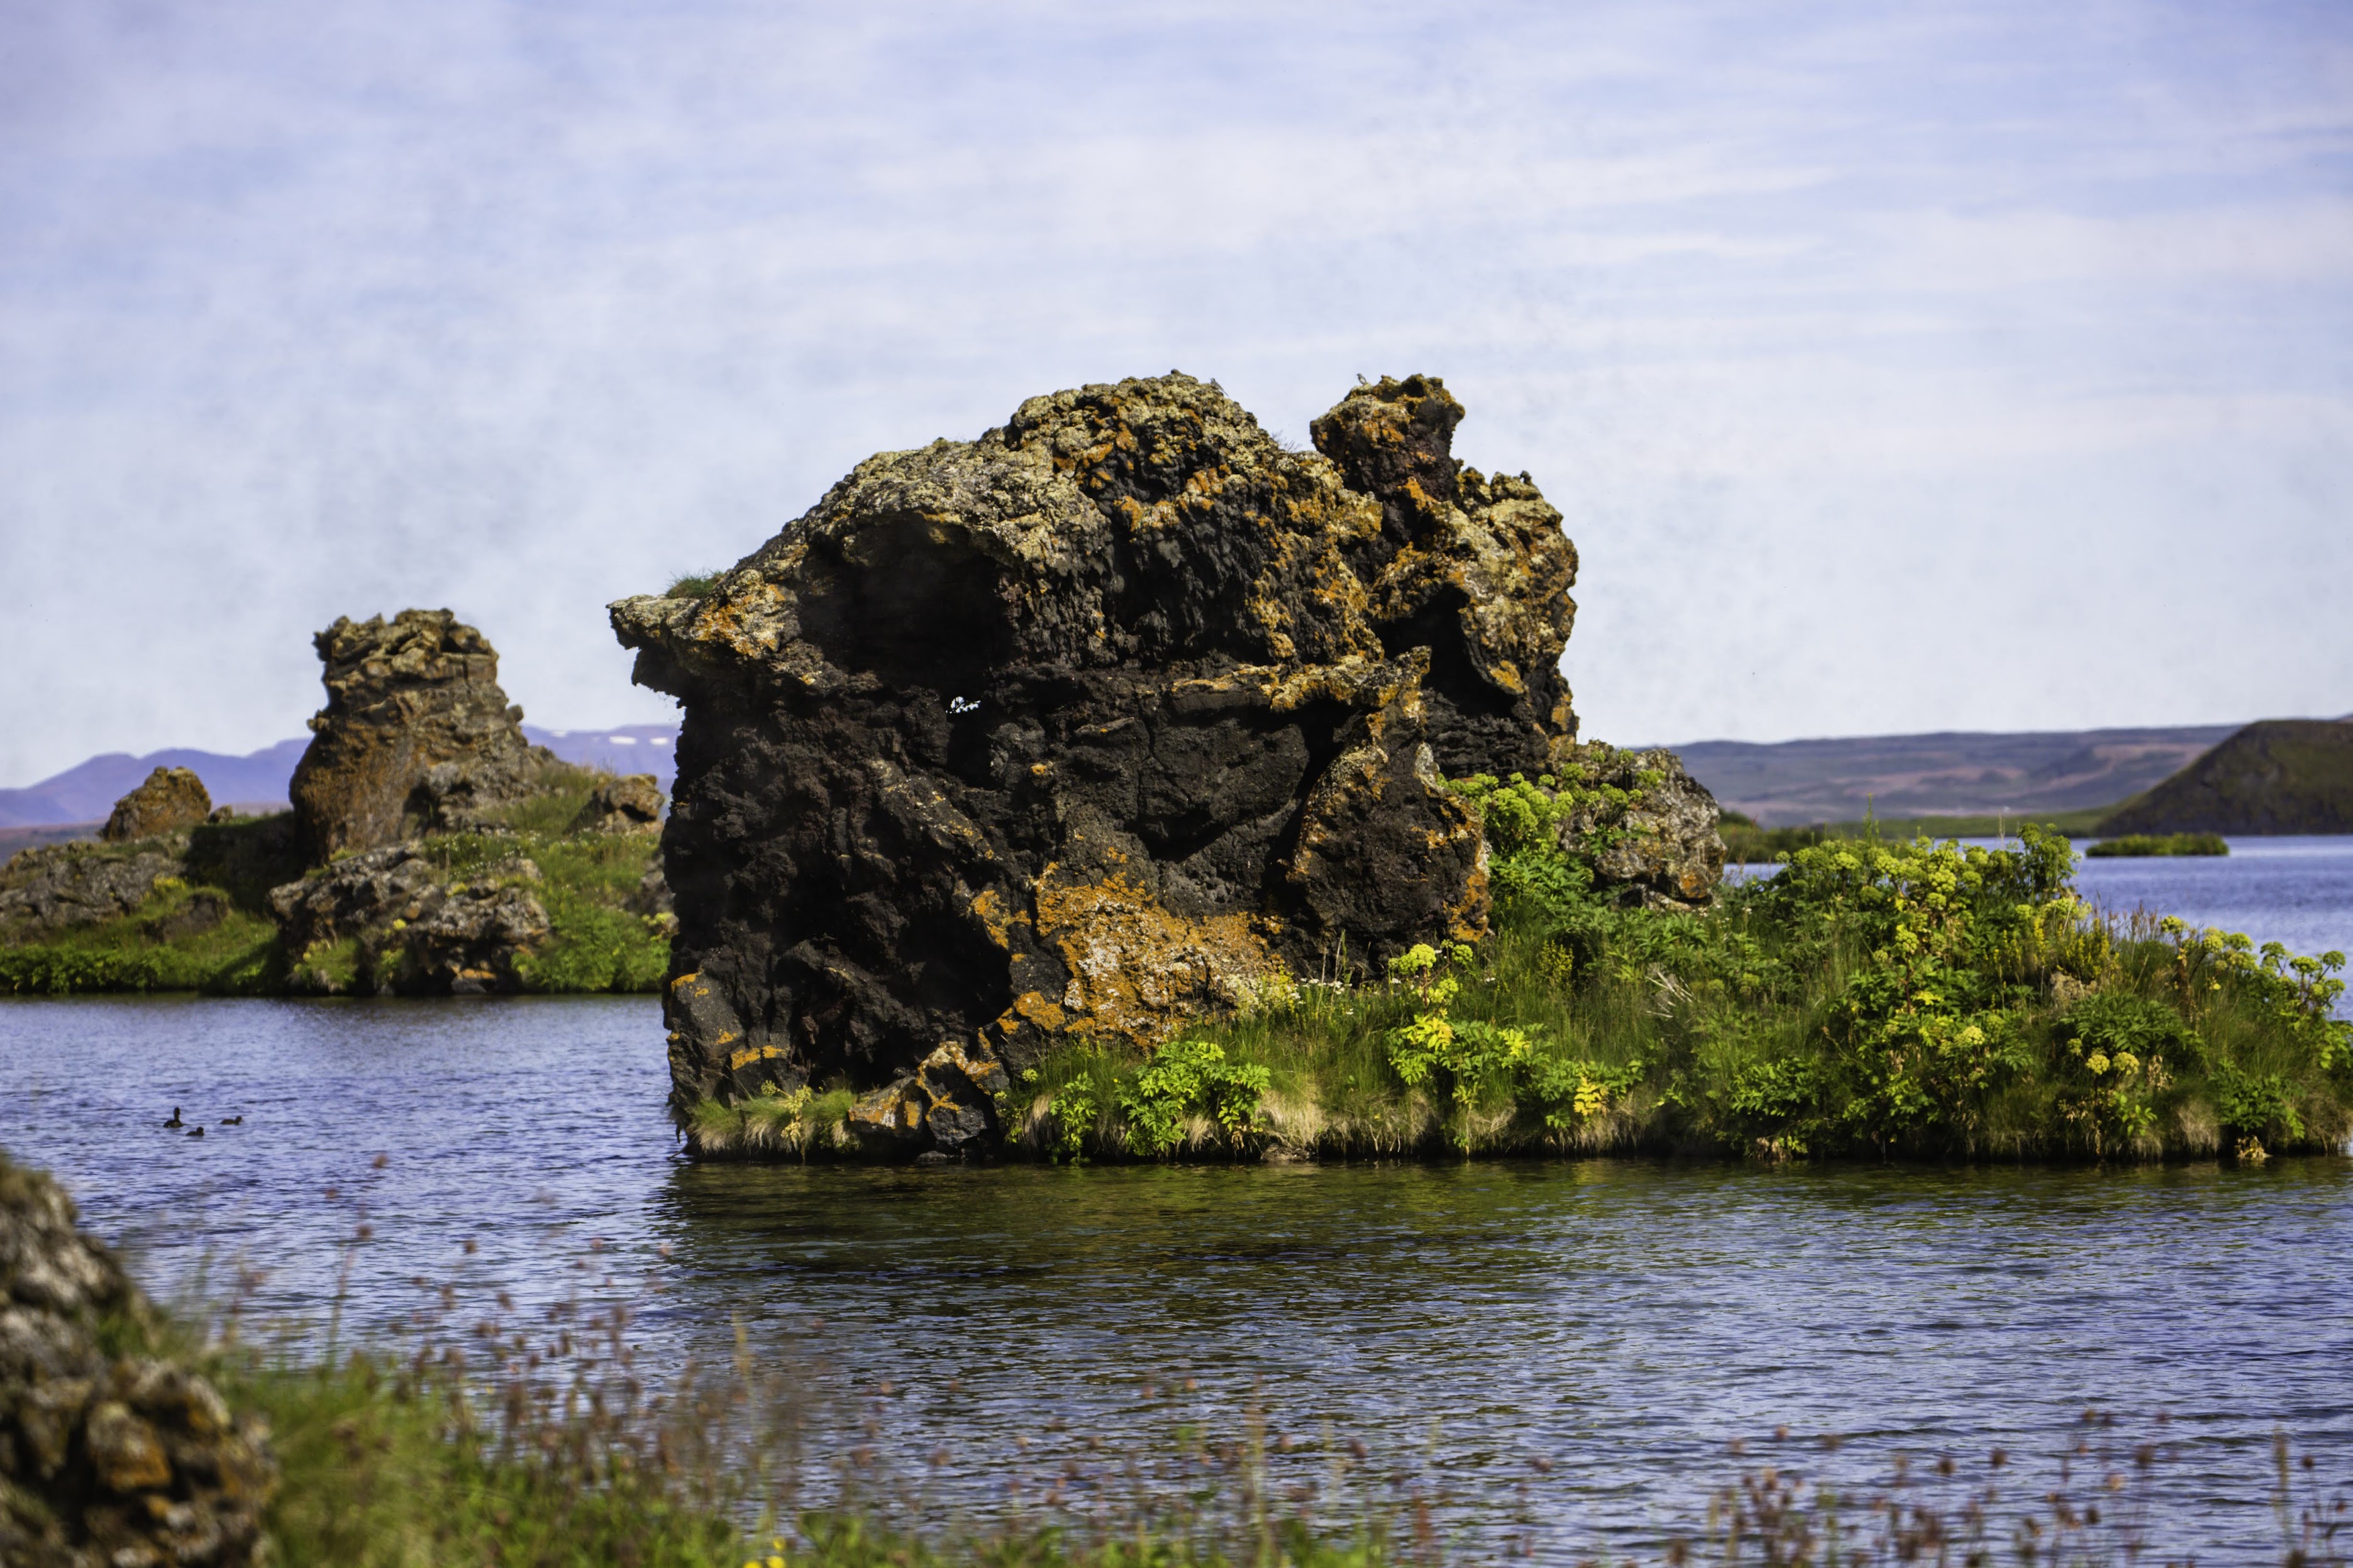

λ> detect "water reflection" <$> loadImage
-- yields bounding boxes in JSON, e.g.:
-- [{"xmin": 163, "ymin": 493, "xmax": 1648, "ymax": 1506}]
[{"xmin": 3, "ymin": 996, "xmax": 2349, "ymax": 1559}]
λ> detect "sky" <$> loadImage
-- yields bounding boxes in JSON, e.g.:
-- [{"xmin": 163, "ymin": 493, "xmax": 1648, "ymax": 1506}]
[{"xmin": 2, "ymin": 0, "xmax": 2348, "ymax": 787}]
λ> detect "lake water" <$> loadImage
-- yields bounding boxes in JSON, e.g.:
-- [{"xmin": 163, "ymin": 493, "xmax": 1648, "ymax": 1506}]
[
  {"xmin": 2069, "ymin": 836, "xmax": 2353, "ymax": 967},
  {"xmin": 4, "ymin": 840, "xmax": 2350, "ymax": 1560}
]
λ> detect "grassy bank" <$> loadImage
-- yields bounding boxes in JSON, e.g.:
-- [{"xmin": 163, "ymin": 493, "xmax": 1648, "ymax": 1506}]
[
  {"xmin": 0, "ymin": 813, "xmax": 306, "ymax": 993},
  {"xmin": 152, "ymin": 1289, "xmax": 2350, "ymax": 1568},
  {"xmin": 1017, "ymin": 795, "xmax": 2347, "ymax": 1164},
  {"xmin": 697, "ymin": 778, "xmax": 2350, "ymax": 1166},
  {"xmin": 0, "ymin": 779, "xmax": 669, "ymax": 997}
]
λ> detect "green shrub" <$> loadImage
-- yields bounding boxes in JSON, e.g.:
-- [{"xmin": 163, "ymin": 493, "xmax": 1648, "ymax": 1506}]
[
  {"xmin": 1006, "ymin": 790, "xmax": 2350, "ymax": 1164},
  {"xmin": 1117, "ymin": 1036, "xmax": 1273, "ymax": 1155}
]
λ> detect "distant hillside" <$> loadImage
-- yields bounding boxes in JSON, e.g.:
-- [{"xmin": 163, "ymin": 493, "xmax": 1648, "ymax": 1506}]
[
  {"xmin": 0, "ymin": 724, "xmax": 679, "ymax": 831},
  {"xmin": 1673, "ymin": 724, "xmax": 2239, "ymax": 827},
  {"xmin": 527, "ymin": 725, "xmax": 679, "ymax": 787},
  {"xmin": 2095, "ymin": 720, "xmax": 2353, "ymax": 836},
  {"xmin": 0, "ymin": 739, "xmax": 309, "ymax": 829}
]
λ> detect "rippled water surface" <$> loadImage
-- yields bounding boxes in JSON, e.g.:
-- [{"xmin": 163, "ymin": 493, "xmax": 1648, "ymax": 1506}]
[
  {"xmin": 2071, "ymin": 836, "xmax": 2353, "ymax": 966},
  {"xmin": 4, "ymin": 992, "xmax": 2350, "ymax": 1559}
]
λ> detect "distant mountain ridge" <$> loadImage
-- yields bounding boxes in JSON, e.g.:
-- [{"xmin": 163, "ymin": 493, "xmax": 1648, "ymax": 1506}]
[
  {"xmin": 0, "ymin": 739, "xmax": 311, "ymax": 830},
  {"xmin": 11, "ymin": 717, "xmax": 2332, "ymax": 839},
  {"xmin": 1669, "ymin": 724, "xmax": 2243, "ymax": 827},
  {"xmin": 0, "ymin": 724, "xmax": 681, "ymax": 831}
]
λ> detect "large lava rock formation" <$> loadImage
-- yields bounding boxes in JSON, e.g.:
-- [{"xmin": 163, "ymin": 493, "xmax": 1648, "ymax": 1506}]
[{"xmin": 612, "ymin": 373, "xmax": 1581, "ymax": 1149}]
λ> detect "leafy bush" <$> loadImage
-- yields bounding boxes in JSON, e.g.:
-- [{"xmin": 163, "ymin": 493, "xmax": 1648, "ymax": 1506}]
[
  {"xmin": 1117, "ymin": 1037, "xmax": 1272, "ymax": 1155},
  {"xmin": 1010, "ymin": 789, "xmax": 2351, "ymax": 1163}
]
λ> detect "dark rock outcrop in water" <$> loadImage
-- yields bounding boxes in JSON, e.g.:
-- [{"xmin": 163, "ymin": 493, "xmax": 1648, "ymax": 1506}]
[
  {"xmin": 0, "ymin": 1151, "xmax": 274, "ymax": 1567},
  {"xmin": 612, "ymin": 372, "xmax": 1589, "ymax": 1148},
  {"xmin": 2094, "ymin": 719, "xmax": 2353, "ymax": 836},
  {"xmin": 289, "ymin": 609, "xmax": 551, "ymax": 863},
  {"xmin": 101, "ymin": 767, "xmax": 211, "ymax": 844}
]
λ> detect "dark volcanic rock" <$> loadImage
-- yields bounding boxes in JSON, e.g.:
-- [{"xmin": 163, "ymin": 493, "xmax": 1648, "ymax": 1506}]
[
  {"xmin": 570, "ymin": 773, "xmax": 665, "ymax": 834},
  {"xmin": 612, "ymin": 371, "xmax": 1582, "ymax": 1143},
  {"xmin": 269, "ymin": 845, "xmax": 550, "ymax": 994},
  {"xmin": 0, "ymin": 844, "xmax": 181, "ymax": 936},
  {"xmin": 1310, "ymin": 377, "xmax": 1578, "ymax": 778},
  {"xmin": 0, "ymin": 1151, "xmax": 274, "ymax": 1567},
  {"xmin": 101, "ymin": 767, "xmax": 212, "ymax": 844},
  {"xmin": 2095, "ymin": 719, "xmax": 2353, "ymax": 836},
  {"xmin": 288, "ymin": 609, "xmax": 553, "ymax": 863}
]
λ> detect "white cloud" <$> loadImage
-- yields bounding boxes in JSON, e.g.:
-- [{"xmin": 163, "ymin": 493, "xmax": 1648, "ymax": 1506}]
[{"xmin": 1, "ymin": 0, "xmax": 2348, "ymax": 783}]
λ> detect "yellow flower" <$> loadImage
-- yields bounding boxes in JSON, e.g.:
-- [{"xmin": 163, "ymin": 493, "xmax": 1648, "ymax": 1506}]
[{"xmin": 2086, "ymin": 1051, "xmax": 2110, "ymax": 1076}]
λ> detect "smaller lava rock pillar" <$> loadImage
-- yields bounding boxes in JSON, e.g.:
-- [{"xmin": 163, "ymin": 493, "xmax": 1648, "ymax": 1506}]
[
  {"xmin": 100, "ymin": 766, "xmax": 212, "ymax": 842},
  {"xmin": 288, "ymin": 609, "xmax": 550, "ymax": 864},
  {"xmin": 612, "ymin": 373, "xmax": 1580, "ymax": 1150}
]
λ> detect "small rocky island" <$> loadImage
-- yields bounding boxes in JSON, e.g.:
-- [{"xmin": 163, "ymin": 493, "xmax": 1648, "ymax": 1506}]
[
  {"xmin": 1, "ymin": 612, "xmax": 671, "ymax": 997},
  {"xmin": 613, "ymin": 372, "xmax": 1721, "ymax": 1153}
]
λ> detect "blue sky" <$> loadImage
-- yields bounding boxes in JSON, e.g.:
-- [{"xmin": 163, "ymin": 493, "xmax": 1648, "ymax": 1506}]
[{"xmin": 2, "ymin": 0, "xmax": 2347, "ymax": 785}]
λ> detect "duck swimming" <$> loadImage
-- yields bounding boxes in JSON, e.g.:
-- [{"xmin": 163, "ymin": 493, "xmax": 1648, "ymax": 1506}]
[
  {"xmin": 163, "ymin": 1107, "xmax": 183, "ymax": 1129},
  {"xmin": 220, "ymin": 1115, "xmax": 243, "ymax": 1125},
  {"xmin": 187, "ymin": 1125, "xmax": 204, "ymax": 1138}
]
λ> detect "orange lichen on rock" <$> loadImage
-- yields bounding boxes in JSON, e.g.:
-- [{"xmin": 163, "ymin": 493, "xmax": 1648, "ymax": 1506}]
[{"xmin": 1016, "ymin": 866, "xmax": 1276, "ymax": 1052}]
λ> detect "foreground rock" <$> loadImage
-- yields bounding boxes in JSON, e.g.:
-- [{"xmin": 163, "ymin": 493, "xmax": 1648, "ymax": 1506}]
[
  {"xmin": 288, "ymin": 609, "xmax": 553, "ymax": 863},
  {"xmin": 0, "ymin": 1151, "xmax": 274, "ymax": 1567},
  {"xmin": 2095, "ymin": 719, "xmax": 2353, "ymax": 836},
  {"xmin": 101, "ymin": 767, "xmax": 212, "ymax": 844},
  {"xmin": 613, "ymin": 371, "xmax": 1598, "ymax": 1150}
]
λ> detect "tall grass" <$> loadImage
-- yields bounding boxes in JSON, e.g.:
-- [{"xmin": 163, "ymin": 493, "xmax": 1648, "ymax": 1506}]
[{"xmin": 160, "ymin": 1230, "xmax": 2351, "ymax": 1567}]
